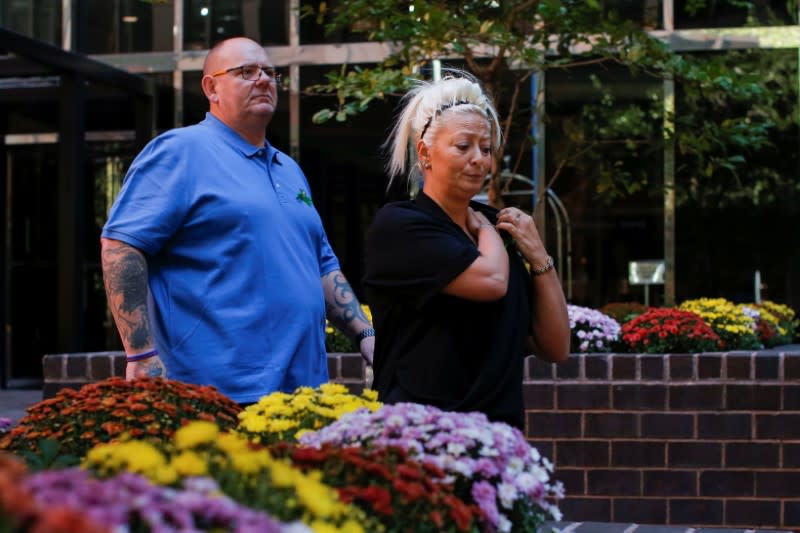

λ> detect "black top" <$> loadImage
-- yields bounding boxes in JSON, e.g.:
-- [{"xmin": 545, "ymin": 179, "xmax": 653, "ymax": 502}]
[{"xmin": 363, "ymin": 191, "xmax": 533, "ymax": 428}]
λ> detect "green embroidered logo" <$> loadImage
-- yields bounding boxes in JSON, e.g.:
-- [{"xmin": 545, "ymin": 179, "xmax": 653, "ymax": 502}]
[{"xmin": 296, "ymin": 189, "xmax": 312, "ymax": 206}]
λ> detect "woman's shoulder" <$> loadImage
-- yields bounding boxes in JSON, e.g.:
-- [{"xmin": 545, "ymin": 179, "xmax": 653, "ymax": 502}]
[{"xmin": 372, "ymin": 200, "xmax": 431, "ymax": 225}]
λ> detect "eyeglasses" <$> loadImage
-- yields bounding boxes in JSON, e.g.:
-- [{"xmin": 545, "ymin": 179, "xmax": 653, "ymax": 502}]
[{"xmin": 210, "ymin": 64, "xmax": 281, "ymax": 83}]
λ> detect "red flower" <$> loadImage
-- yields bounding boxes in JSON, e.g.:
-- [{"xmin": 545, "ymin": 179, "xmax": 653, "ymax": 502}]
[{"xmin": 621, "ymin": 308, "xmax": 721, "ymax": 353}]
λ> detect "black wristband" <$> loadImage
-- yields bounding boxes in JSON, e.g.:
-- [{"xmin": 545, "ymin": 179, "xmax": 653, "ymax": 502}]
[{"xmin": 354, "ymin": 328, "xmax": 375, "ymax": 342}]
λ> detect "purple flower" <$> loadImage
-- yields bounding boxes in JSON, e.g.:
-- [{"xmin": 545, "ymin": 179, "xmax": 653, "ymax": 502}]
[
  {"xmin": 568, "ymin": 304, "xmax": 621, "ymax": 353},
  {"xmin": 24, "ymin": 468, "xmax": 285, "ymax": 533},
  {"xmin": 0, "ymin": 417, "xmax": 12, "ymax": 434},
  {"xmin": 299, "ymin": 402, "xmax": 563, "ymax": 529},
  {"xmin": 472, "ymin": 480, "xmax": 500, "ymax": 527}
]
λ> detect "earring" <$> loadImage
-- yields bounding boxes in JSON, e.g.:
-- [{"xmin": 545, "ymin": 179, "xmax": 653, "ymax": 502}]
[{"xmin": 422, "ymin": 161, "xmax": 431, "ymax": 169}]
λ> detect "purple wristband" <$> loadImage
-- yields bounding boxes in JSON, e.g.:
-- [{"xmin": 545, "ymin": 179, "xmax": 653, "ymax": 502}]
[{"xmin": 126, "ymin": 349, "xmax": 158, "ymax": 363}]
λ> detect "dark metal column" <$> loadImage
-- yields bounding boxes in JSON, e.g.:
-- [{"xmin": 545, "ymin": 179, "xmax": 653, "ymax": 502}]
[
  {"xmin": 135, "ymin": 92, "xmax": 156, "ymax": 152},
  {"xmin": 57, "ymin": 74, "xmax": 86, "ymax": 352},
  {"xmin": 0, "ymin": 107, "xmax": 7, "ymax": 388}
]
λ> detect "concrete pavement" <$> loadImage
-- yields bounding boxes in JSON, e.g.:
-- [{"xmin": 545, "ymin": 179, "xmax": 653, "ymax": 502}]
[{"xmin": 0, "ymin": 388, "xmax": 42, "ymax": 423}]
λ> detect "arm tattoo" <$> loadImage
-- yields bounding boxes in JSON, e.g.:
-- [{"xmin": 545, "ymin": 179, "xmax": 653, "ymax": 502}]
[
  {"xmin": 322, "ymin": 271, "xmax": 369, "ymax": 336},
  {"xmin": 101, "ymin": 244, "xmax": 153, "ymax": 351}
]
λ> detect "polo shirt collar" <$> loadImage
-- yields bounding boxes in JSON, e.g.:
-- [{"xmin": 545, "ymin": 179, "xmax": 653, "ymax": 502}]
[{"xmin": 202, "ymin": 112, "xmax": 282, "ymax": 164}]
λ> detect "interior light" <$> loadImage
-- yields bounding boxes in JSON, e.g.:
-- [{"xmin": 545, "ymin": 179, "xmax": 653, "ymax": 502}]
[
  {"xmin": 200, "ymin": 7, "xmax": 209, "ymax": 16},
  {"xmin": 122, "ymin": 15, "xmax": 138, "ymax": 23}
]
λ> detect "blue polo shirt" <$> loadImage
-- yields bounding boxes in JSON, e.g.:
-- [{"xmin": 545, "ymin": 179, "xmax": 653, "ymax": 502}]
[{"xmin": 102, "ymin": 113, "xmax": 340, "ymax": 402}]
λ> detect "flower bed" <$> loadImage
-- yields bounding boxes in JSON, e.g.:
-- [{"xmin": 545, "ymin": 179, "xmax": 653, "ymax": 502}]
[{"xmin": 1, "ymin": 379, "xmax": 561, "ymax": 532}]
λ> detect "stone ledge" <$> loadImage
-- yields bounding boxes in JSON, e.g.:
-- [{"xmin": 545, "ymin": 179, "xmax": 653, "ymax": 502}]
[{"xmin": 548, "ymin": 523, "xmax": 794, "ymax": 533}]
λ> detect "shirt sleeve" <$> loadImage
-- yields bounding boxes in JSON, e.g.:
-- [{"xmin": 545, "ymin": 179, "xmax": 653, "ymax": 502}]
[
  {"xmin": 364, "ymin": 203, "xmax": 480, "ymax": 309},
  {"xmin": 101, "ymin": 132, "xmax": 192, "ymax": 255}
]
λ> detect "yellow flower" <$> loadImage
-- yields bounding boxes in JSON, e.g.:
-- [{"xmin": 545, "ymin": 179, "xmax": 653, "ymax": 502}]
[
  {"xmin": 361, "ymin": 389, "xmax": 378, "ymax": 401},
  {"xmin": 294, "ymin": 475, "xmax": 342, "ymax": 518},
  {"xmin": 310, "ymin": 522, "xmax": 338, "ymax": 533},
  {"xmin": 171, "ymin": 451, "xmax": 207, "ymax": 476},
  {"xmin": 269, "ymin": 460, "xmax": 297, "ymax": 488},
  {"xmin": 239, "ymin": 411, "xmax": 268, "ymax": 433},
  {"xmin": 229, "ymin": 450, "xmax": 268, "ymax": 475},
  {"xmin": 311, "ymin": 522, "xmax": 339, "ymax": 533},
  {"xmin": 319, "ymin": 383, "xmax": 348, "ymax": 395},
  {"xmin": 154, "ymin": 465, "xmax": 179, "ymax": 485},
  {"xmin": 267, "ymin": 419, "xmax": 299, "ymax": 433},
  {"xmin": 216, "ymin": 432, "xmax": 250, "ymax": 455},
  {"xmin": 340, "ymin": 520, "xmax": 366, "ymax": 533},
  {"xmin": 174, "ymin": 421, "xmax": 219, "ymax": 450}
]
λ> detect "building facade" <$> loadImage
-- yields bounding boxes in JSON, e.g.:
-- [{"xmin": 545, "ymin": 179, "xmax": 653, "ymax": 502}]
[{"xmin": 1, "ymin": 0, "xmax": 798, "ymax": 385}]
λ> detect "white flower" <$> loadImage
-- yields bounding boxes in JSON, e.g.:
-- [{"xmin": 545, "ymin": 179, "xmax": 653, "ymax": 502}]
[
  {"xmin": 479, "ymin": 445, "xmax": 500, "ymax": 457},
  {"xmin": 548, "ymin": 504, "xmax": 563, "ymax": 522},
  {"xmin": 507, "ymin": 457, "xmax": 524, "ymax": 475},
  {"xmin": 498, "ymin": 482, "xmax": 518, "ymax": 509},
  {"xmin": 447, "ymin": 442, "xmax": 466, "ymax": 456},
  {"xmin": 515, "ymin": 472, "xmax": 538, "ymax": 492}
]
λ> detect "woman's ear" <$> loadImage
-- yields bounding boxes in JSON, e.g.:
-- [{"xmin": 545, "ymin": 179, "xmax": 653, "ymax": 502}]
[{"xmin": 416, "ymin": 139, "xmax": 430, "ymax": 163}]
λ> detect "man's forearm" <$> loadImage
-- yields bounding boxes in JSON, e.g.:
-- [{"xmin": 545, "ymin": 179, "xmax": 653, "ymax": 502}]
[
  {"xmin": 100, "ymin": 238, "xmax": 154, "ymax": 352},
  {"xmin": 321, "ymin": 270, "xmax": 371, "ymax": 337}
]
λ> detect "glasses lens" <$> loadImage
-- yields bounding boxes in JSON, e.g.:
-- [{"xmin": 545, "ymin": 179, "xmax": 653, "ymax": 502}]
[{"xmin": 240, "ymin": 65, "xmax": 260, "ymax": 80}]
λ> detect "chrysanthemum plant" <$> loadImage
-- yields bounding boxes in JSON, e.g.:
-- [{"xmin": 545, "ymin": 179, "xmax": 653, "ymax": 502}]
[
  {"xmin": 620, "ymin": 308, "xmax": 722, "ymax": 354},
  {"xmin": 679, "ymin": 297, "xmax": 761, "ymax": 350},
  {"xmin": 0, "ymin": 377, "xmax": 241, "ymax": 461},
  {"xmin": 237, "ymin": 382, "xmax": 382, "ymax": 445},
  {"xmin": 0, "ymin": 452, "xmax": 108, "ymax": 533},
  {"xmin": 756, "ymin": 300, "xmax": 797, "ymax": 345},
  {"xmin": 299, "ymin": 402, "xmax": 564, "ymax": 533},
  {"xmin": 567, "ymin": 304, "xmax": 621, "ymax": 353},
  {"xmin": 83, "ymin": 420, "xmax": 375, "ymax": 533},
  {"xmin": 274, "ymin": 443, "xmax": 482, "ymax": 533}
]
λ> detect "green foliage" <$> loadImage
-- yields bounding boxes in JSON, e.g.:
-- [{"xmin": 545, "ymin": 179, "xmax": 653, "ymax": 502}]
[
  {"xmin": 302, "ymin": 0, "xmax": 797, "ymax": 207},
  {"xmin": 22, "ymin": 439, "xmax": 80, "ymax": 472}
]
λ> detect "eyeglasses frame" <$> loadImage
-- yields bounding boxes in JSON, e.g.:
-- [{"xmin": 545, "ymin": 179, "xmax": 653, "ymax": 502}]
[{"xmin": 209, "ymin": 64, "xmax": 281, "ymax": 83}]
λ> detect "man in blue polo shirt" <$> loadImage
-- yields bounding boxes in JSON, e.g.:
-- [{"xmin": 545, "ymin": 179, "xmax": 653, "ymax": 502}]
[{"xmin": 100, "ymin": 37, "xmax": 374, "ymax": 403}]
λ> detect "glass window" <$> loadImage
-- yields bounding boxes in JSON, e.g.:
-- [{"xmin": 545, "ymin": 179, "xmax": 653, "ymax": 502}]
[
  {"xmin": 674, "ymin": 49, "xmax": 799, "ymax": 305},
  {"xmin": 299, "ymin": 0, "xmax": 370, "ymax": 44},
  {"xmin": 546, "ymin": 64, "xmax": 665, "ymax": 308},
  {"xmin": 603, "ymin": 0, "xmax": 662, "ymax": 29},
  {"xmin": 674, "ymin": 0, "xmax": 797, "ymax": 29},
  {"xmin": 299, "ymin": 65, "xmax": 398, "ymax": 298},
  {"xmin": 184, "ymin": 0, "xmax": 288, "ymax": 51},
  {"xmin": 77, "ymin": 0, "xmax": 174, "ymax": 53},
  {"xmin": 0, "ymin": 0, "xmax": 61, "ymax": 46}
]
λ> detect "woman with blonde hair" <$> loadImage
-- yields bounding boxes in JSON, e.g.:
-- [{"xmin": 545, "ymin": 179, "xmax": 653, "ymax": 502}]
[{"xmin": 363, "ymin": 72, "xmax": 570, "ymax": 429}]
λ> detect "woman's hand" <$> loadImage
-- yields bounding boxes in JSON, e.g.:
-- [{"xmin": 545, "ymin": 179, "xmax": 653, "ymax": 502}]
[
  {"xmin": 466, "ymin": 207, "xmax": 494, "ymax": 240},
  {"xmin": 495, "ymin": 207, "xmax": 549, "ymax": 268}
]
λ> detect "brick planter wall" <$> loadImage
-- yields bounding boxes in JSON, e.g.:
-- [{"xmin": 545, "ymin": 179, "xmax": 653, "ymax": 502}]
[
  {"xmin": 43, "ymin": 350, "xmax": 800, "ymax": 530},
  {"xmin": 525, "ymin": 351, "xmax": 800, "ymax": 531}
]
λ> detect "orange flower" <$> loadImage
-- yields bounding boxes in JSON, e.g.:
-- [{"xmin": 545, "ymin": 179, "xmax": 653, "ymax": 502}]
[{"xmin": 0, "ymin": 377, "xmax": 241, "ymax": 459}]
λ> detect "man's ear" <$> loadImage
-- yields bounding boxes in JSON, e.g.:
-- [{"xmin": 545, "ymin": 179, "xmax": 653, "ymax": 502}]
[{"xmin": 201, "ymin": 75, "xmax": 218, "ymax": 103}]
